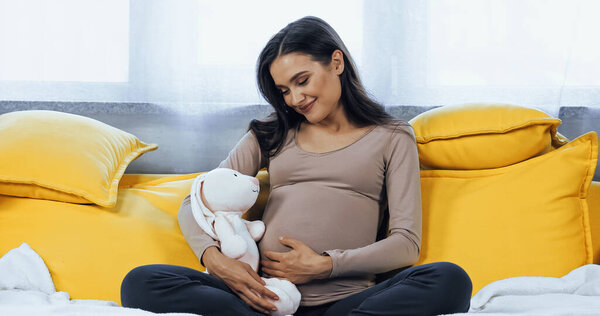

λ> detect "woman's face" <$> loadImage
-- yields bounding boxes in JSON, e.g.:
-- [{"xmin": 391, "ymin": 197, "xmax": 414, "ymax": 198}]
[{"xmin": 269, "ymin": 51, "xmax": 344, "ymax": 124}]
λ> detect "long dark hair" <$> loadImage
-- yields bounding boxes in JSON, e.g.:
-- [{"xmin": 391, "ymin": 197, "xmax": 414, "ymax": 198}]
[{"xmin": 251, "ymin": 16, "xmax": 401, "ymax": 159}]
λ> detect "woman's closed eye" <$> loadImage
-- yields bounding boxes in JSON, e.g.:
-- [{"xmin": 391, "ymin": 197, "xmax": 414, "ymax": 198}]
[{"xmin": 279, "ymin": 78, "xmax": 309, "ymax": 96}]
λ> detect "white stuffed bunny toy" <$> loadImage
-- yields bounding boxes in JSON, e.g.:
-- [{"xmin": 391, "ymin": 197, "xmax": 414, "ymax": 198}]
[{"xmin": 190, "ymin": 168, "xmax": 301, "ymax": 316}]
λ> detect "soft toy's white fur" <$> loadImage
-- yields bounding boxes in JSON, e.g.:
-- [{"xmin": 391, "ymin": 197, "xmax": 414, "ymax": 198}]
[{"xmin": 190, "ymin": 168, "xmax": 301, "ymax": 316}]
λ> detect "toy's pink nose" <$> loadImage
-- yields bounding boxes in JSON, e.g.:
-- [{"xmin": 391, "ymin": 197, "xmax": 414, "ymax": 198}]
[{"xmin": 251, "ymin": 177, "xmax": 259, "ymax": 186}]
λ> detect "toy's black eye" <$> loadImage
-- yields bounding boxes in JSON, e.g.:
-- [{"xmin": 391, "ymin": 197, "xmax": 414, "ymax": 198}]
[{"xmin": 234, "ymin": 174, "xmax": 238, "ymax": 177}]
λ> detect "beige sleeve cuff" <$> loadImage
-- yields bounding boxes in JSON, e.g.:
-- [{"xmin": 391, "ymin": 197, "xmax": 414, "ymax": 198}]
[{"xmin": 323, "ymin": 249, "xmax": 343, "ymax": 278}]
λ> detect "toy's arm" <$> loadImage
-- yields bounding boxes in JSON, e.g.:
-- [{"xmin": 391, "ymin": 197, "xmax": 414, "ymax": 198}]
[
  {"xmin": 243, "ymin": 219, "xmax": 265, "ymax": 241},
  {"xmin": 214, "ymin": 214, "xmax": 247, "ymax": 259}
]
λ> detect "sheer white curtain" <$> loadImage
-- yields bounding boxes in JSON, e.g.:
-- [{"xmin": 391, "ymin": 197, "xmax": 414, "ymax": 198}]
[
  {"xmin": 363, "ymin": 0, "xmax": 600, "ymax": 116},
  {"xmin": 0, "ymin": 0, "xmax": 363, "ymax": 112},
  {"xmin": 0, "ymin": 0, "xmax": 598, "ymax": 115}
]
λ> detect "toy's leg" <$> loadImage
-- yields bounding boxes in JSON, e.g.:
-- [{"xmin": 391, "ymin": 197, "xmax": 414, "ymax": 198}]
[
  {"xmin": 214, "ymin": 215, "xmax": 247, "ymax": 259},
  {"xmin": 262, "ymin": 277, "xmax": 301, "ymax": 316}
]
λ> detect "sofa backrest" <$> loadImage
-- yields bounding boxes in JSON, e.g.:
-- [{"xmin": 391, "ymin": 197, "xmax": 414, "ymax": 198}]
[{"xmin": 1, "ymin": 102, "xmax": 598, "ymax": 180}]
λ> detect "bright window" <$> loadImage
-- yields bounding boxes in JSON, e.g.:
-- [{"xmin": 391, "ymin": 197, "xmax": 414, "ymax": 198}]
[{"xmin": 0, "ymin": 0, "xmax": 129, "ymax": 82}]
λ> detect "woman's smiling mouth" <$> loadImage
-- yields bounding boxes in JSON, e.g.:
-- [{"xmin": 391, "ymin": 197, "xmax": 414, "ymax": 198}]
[{"xmin": 299, "ymin": 99, "xmax": 316, "ymax": 114}]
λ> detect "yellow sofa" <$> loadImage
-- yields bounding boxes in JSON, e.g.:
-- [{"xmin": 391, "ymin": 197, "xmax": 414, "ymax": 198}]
[{"xmin": 0, "ymin": 104, "xmax": 598, "ymax": 306}]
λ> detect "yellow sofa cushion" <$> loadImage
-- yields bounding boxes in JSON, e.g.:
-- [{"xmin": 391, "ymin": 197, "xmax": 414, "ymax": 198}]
[
  {"xmin": 588, "ymin": 181, "xmax": 600, "ymax": 264},
  {"xmin": 0, "ymin": 110, "xmax": 157, "ymax": 207},
  {"xmin": 416, "ymin": 132, "xmax": 598, "ymax": 295},
  {"xmin": 0, "ymin": 170, "xmax": 271, "ymax": 304},
  {"xmin": 0, "ymin": 173, "xmax": 202, "ymax": 304},
  {"xmin": 409, "ymin": 103, "xmax": 568, "ymax": 169}
]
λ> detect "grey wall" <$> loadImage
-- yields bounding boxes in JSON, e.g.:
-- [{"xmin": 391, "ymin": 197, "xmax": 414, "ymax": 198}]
[{"xmin": 1, "ymin": 101, "xmax": 598, "ymax": 181}]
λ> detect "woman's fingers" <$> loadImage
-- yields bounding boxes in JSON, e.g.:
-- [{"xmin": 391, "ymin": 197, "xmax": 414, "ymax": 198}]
[
  {"xmin": 261, "ymin": 260, "xmax": 287, "ymax": 279},
  {"xmin": 247, "ymin": 267, "xmax": 266, "ymax": 286},
  {"xmin": 260, "ymin": 259, "xmax": 280, "ymax": 269},
  {"xmin": 278, "ymin": 236, "xmax": 304, "ymax": 249},
  {"xmin": 262, "ymin": 267, "xmax": 285, "ymax": 278},
  {"xmin": 237, "ymin": 292, "xmax": 271, "ymax": 315},
  {"xmin": 263, "ymin": 250, "xmax": 284, "ymax": 262},
  {"xmin": 249, "ymin": 278, "xmax": 280, "ymax": 301},
  {"xmin": 211, "ymin": 255, "xmax": 280, "ymax": 313},
  {"xmin": 240, "ymin": 286, "xmax": 278, "ymax": 314},
  {"xmin": 245, "ymin": 267, "xmax": 280, "ymax": 301}
]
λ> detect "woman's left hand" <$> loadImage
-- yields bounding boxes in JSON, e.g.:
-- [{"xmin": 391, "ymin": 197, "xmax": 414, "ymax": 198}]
[{"xmin": 260, "ymin": 237, "xmax": 332, "ymax": 284}]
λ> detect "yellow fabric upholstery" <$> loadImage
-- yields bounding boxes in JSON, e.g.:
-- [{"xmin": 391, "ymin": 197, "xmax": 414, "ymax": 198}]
[
  {"xmin": 588, "ymin": 181, "xmax": 600, "ymax": 264},
  {"xmin": 416, "ymin": 132, "xmax": 598, "ymax": 295},
  {"xmin": 0, "ymin": 173, "xmax": 201, "ymax": 304},
  {"xmin": 0, "ymin": 170, "xmax": 271, "ymax": 305},
  {"xmin": 0, "ymin": 110, "xmax": 157, "ymax": 207},
  {"xmin": 409, "ymin": 103, "xmax": 568, "ymax": 170}
]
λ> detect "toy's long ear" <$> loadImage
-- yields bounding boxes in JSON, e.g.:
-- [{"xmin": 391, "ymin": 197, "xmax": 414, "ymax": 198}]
[{"xmin": 190, "ymin": 174, "xmax": 218, "ymax": 240}]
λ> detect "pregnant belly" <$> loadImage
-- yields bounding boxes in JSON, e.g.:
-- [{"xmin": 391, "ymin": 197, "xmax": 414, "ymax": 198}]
[{"xmin": 257, "ymin": 184, "xmax": 379, "ymax": 256}]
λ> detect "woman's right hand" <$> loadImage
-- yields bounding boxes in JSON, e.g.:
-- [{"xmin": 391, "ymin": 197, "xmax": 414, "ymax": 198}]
[{"xmin": 202, "ymin": 246, "xmax": 279, "ymax": 314}]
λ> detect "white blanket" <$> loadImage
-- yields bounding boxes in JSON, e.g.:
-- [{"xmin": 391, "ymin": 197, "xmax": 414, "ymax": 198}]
[
  {"xmin": 440, "ymin": 263, "xmax": 600, "ymax": 316},
  {"xmin": 4, "ymin": 243, "xmax": 600, "ymax": 316},
  {"xmin": 0, "ymin": 243, "xmax": 196, "ymax": 316}
]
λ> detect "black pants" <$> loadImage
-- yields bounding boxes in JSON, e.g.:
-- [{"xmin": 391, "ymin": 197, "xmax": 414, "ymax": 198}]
[{"xmin": 121, "ymin": 262, "xmax": 472, "ymax": 316}]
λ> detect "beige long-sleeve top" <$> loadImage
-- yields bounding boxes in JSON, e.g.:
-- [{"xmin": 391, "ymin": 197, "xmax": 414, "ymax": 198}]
[{"xmin": 177, "ymin": 122, "xmax": 422, "ymax": 306}]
